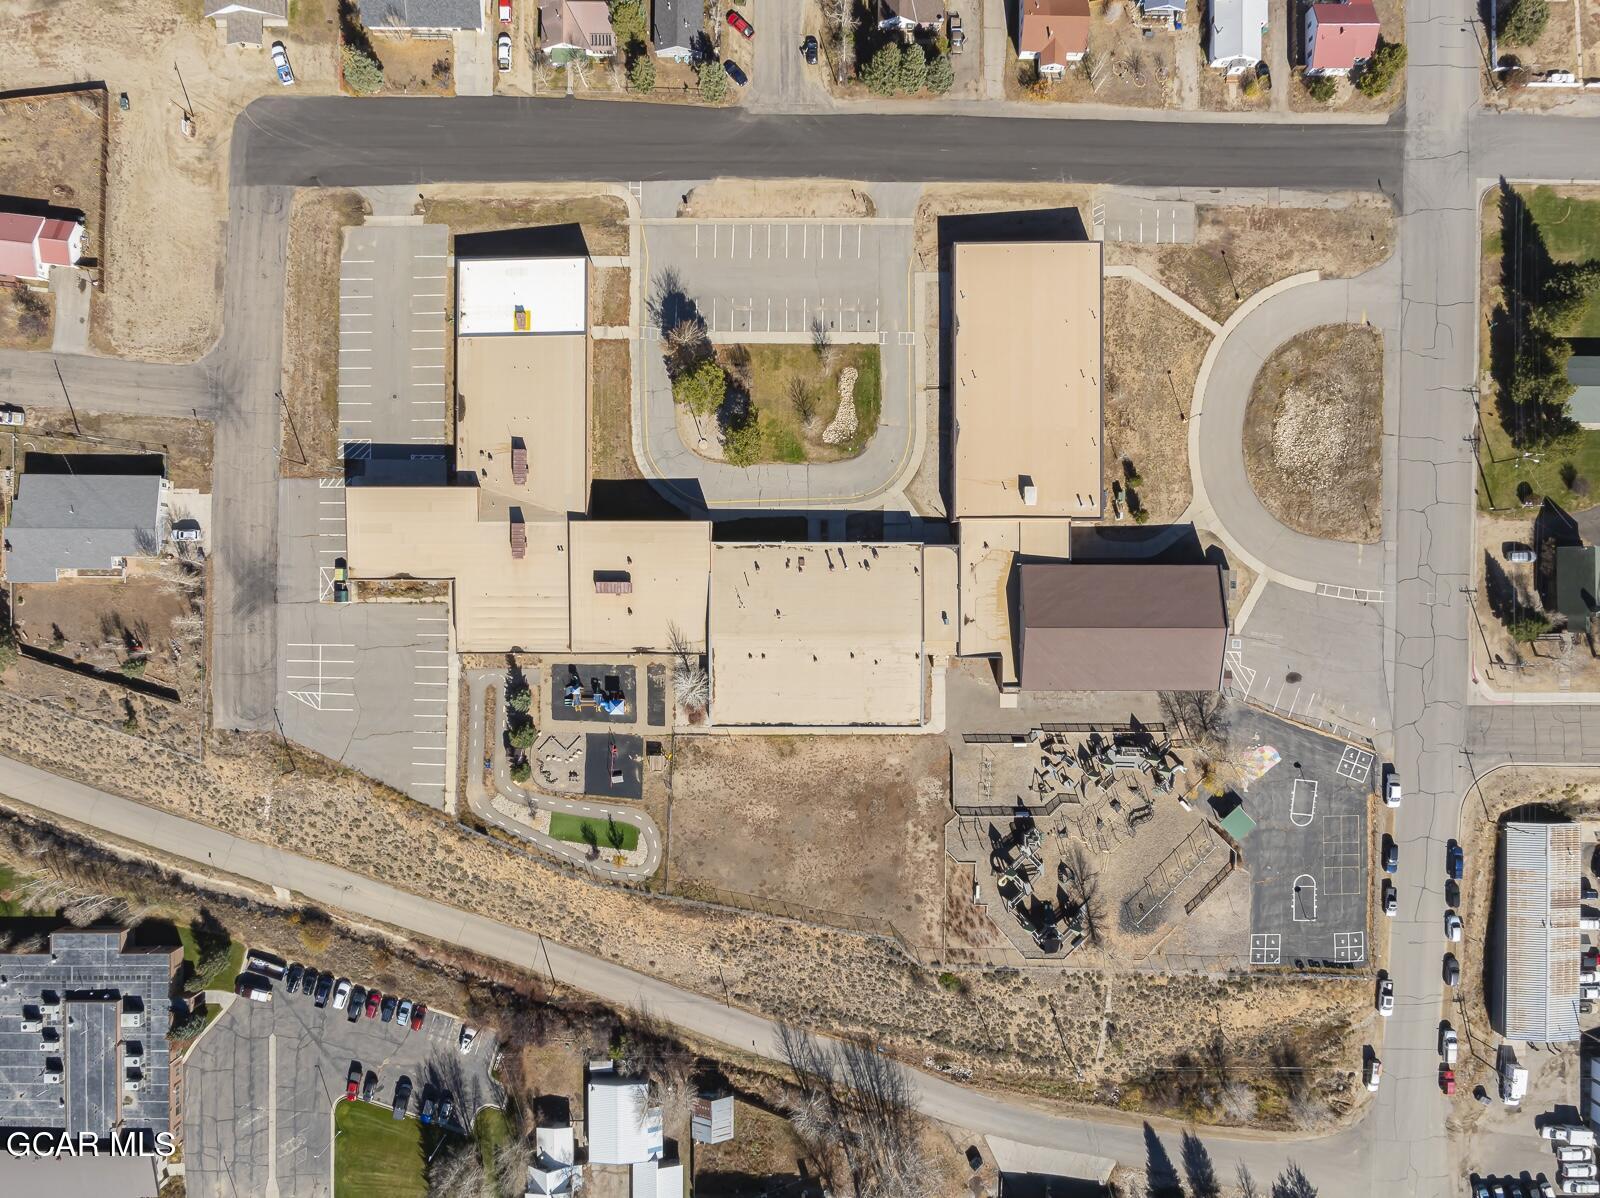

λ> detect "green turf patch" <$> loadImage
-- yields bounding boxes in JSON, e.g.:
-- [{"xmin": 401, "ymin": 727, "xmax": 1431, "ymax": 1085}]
[
  {"xmin": 334, "ymin": 1101, "xmax": 429, "ymax": 1198},
  {"xmin": 547, "ymin": 813, "xmax": 639, "ymax": 852},
  {"xmin": 473, "ymin": 1106, "xmax": 513, "ymax": 1177},
  {"xmin": 1516, "ymin": 185, "xmax": 1600, "ymax": 337},
  {"xmin": 176, "ymin": 925, "xmax": 245, "ymax": 989}
]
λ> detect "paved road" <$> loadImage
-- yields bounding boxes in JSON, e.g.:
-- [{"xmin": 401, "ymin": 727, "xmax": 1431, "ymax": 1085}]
[
  {"xmin": 1467, "ymin": 705, "xmax": 1600, "ymax": 767},
  {"xmin": 0, "ymin": 752, "xmax": 1369, "ymax": 1192},
  {"xmin": 234, "ymin": 96, "xmax": 1405, "ymax": 191},
  {"xmin": 464, "ymin": 668, "xmax": 663, "ymax": 879},
  {"xmin": 0, "ymin": 351, "xmax": 214, "ymax": 419},
  {"xmin": 1195, "ymin": 258, "xmax": 1398, "ymax": 592}
]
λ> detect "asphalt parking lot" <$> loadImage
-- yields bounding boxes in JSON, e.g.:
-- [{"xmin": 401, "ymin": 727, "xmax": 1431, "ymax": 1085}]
[
  {"xmin": 339, "ymin": 225, "xmax": 450, "ymax": 454},
  {"xmin": 642, "ymin": 218, "xmax": 913, "ymax": 339},
  {"xmin": 276, "ymin": 480, "xmax": 452, "ymax": 806},
  {"xmin": 184, "ymin": 982, "xmax": 500, "ymax": 1198},
  {"xmin": 1233, "ymin": 708, "xmax": 1372, "ymax": 968}
]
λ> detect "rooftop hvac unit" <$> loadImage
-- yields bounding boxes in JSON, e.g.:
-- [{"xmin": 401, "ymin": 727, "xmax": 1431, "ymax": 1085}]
[
  {"xmin": 1019, "ymin": 474, "xmax": 1037, "ymax": 506},
  {"xmin": 510, "ymin": 519, "xmax": 527, "ymax": 561},
  {"xmin": 594, "ymin": 572, "xmax": 632, "ymax": 595},
  {"xmin": 120, "ymin": 1011, "xmax": 143, "ymax": 1029},
  {"xmin": 513, "ymin": 306, "xmax": 530, "ymax": 332},
  {"xmin": 511, "ymin": 441, "xmax": 528, "ymax": 486}
]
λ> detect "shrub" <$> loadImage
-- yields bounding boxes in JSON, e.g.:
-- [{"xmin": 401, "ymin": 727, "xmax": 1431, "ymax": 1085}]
[
  {"xmin": 509, "ymin": 760, "xmax": 532, "ymax": 784},
  {"xmin": 508, "ymin": 722, "xmax": 538, "ymax": 751},
  {"xmin": 897, "ymin": 43, "xmax": 928, "ymax": 93},
  {"xmin": 628, "ymin": 55, "xmax": 656, "ymax": 93},
  {"xmin": 1356, "ymin": 39, "xmax": 1406, "ymax": 97},
  {"xmin": 698, "ymin": 61, "xmax": 729, "ymax": 102},
  {"xmin": 861, "ymin": 42, "xmax": 902, "ymax": 95},
  {"xmin": 342, "ymin": 45, "xmax": 385, "ymax": 95},
  {"xmin": 671, "ymin": 358, "xmax": 727, "ymax": 418},
  {"xmin": 608, "ymin": 0, "xmax": 648, "ymax": 49},
  {"xmin": 926, "ymin": 53, "xmax": 955, "ymax": 94},
  {"xmin": 723, "ymin": 419, "xmax": 763, "ymax": 467},
  {"xmin": 1242, "ymin": 72, "xmax": 1262, "ymax": 98},
  {"xmin": 1508, "ymin": 612, "xmax": 1551, "ymax": 642},
  {"xmin": 0, "ymin": 622, "xmax": 15, "ymax": 676},
  {"xmin": 1133, "ymin": 509, "xmax": 1152, "ymax": 525},
  {"xmin": 1305, "ymin": 74, "xmax": 1337, "ymax": 103},
  {"xmin": 1500, "ymin": 0, "xmax": 1549, "ymax": 46},
  {"xmin": 120, "ymin": 656, "xmax": 147, "ymax": 680},
  {"xmin": 507, "ymin": 686, "xmax": 533, "ymax": 714}
]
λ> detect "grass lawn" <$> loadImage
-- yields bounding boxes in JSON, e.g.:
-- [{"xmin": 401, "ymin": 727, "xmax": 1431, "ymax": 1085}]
[
  {"xmin": 1506, "ymin": 185, "xmax": 1600, "ymax": 337},
  {"xmin": 176, "ymin": 926, "xmax": 245, "ymax": 989},
  {"xmin": 473, "ymin": 1107, "xmax": 512, "ymax": 1177},
  {"xmin": 335, "ymin": 1101, "xmax": 431, "ymax": 1198},
  {"xmin": 720, "ymin": 344, "xmax": 882, "ymax": 464},
  {"xmin": 1477, "ymin": 399, "xmax": 1600, "ymax": 513},
  {"xmin": 0, "ymin": 863, "xmax": 31, "ymax": 916},
  {"xmin": 547, "ymin": 812, "xmax": 640, "ymax": 852}
]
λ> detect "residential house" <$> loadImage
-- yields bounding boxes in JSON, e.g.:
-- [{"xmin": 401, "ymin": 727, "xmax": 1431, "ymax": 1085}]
[
  {"xmin": 586, "ymin": 1062, "xmax": 664, "ymax": 1165},
  {"xmin": 631, "ymin": 1155, "xmax": 685, "ymax": 1198},
  {"xmin": 202, "ymin": 0, "xmax": 287, "ymax": 45},
  {"xmin": 3, "ymin": 472, "xmax": 167, "ymax": 583},
  {"xmin": 525, "ymin": 1122, "xmax": 581, "ymax": 1196},
  {"xmin": 359, "ymin": 0, "xmax": 485, "ymax": 31},
  {"xmin": 652, "ymin": 0, "xmax": 702, "ymax": 62},
  {"xmin": 1018, "ymin": 0, "xmax": 1091, "ymax": 75},
  {"xmin": 878, "ymin": 0, "xmax": 946, "ymax": 32},
  {"xmin": 1207, "ymin": 0, "xmax": 1267, "ymax": 72},
  {"xmin": 1140, "ymin": 0, "xmax": 1188, "ymax": 23},
  {"xmin": 540, "ymin": 0, "xmax": 619, "ymax": 56},
  {"xmin": 1304, "ymin": 1, "xmax": 1380, "ymax": 75},
  {"xmin": 0, "ymin": 210, "xmax": 84, "ymax": 282},
  {"xmin": 1556, "ymin": 545, "xmax": 1600, "ymax": 632},
  {"xmin": 1568, "ymin": 353, "xmax": 1600, "ymax": 428}
]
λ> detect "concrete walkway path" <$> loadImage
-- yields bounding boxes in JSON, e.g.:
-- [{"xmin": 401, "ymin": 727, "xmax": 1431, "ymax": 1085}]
[
  {"xmin": 1188, "ymin": 255, "xmax": 1400, "ymax": 594},
  {"xmin": 463, "ymin": 667, "xmax": 663, "ymax": 881}
]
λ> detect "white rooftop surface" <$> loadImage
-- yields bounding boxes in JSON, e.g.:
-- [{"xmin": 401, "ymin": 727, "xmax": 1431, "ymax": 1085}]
[
  {"xmin": 709, "ymin": 542, "xmax": 926, "ymax": 728},
  {"xmin": 587, "ymin": 1068, "xmax": 663, "ymax": 1165},
  {"xmin": 457, "ymin": 256, "xmax": 587, "ymax": 335},
  {"xmin": 632, "ymin": 1158, "xmax": 685, "ymax": 1198}
]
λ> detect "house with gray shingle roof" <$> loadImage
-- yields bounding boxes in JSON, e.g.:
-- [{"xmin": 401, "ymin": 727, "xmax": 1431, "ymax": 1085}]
[
  {"xmin": 1569, "ymin": 353, "xmax": 1600, "ymax": 428},
  {"xmin": 652, "ymin": 0, "xmax": 703, "ymax": 62},
  {"xmin": 3, "ymin": 474, "xmax": 166, "ymax": 584},
  {"xmin": 359, "ymin": 0, "xmax": 485, "ymax": 30},
  {"xmin": 202, "ymin": 0, "xmax": 288, "ymax": 45}
]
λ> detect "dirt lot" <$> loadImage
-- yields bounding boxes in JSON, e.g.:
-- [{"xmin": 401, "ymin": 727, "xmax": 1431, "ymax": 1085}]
[
  {"xmin": 1244, "ymin": 323, "xmax": 1384, "ymax": 543},
  {"xmin": 667, "ymin": 734, "xmax": 950, "ymax": 951},
  {"xmin": 1106, "ymin": 194, "xmax": 1396, "ymax": 323},
  {"xmin": 1002, "ymin": 10, "xmax": 1181, "ymax": 111},
  {"xmin": 1470, "ymin": 512, "xmax": 1600, "ymax": 692},
  {"xmin": 680, "ymin": 180, "xmax": 877, "ymax": 220},
  {"xmin": 1495, "ymin": 0, "xmax": 1579, "ymax": 75},
  {"xmin": 368, "ymin": 32, "xmax": 456, "ymax": 95},
  {"xmin": 911, "ymin": 183, "xmax": 1095, "ymax": 271},
  {"xmin": 1, "ymin": 410, "xmax": 213, "ymax": 491},
  {"xmin": 13, "ymin": 569, "xmax": 195, "ymax": 683},
  {"xmin": 419, "ymin": 185, "xmax": 630, "ymax": 255},
  {"xmin": 0, "ymin": 0, "xmax": 342, "ymax": 361},
  {"xmin": 693, "ymin": 1100, "xmax": 813, "ymax": 1197},
  {"xmin": 1101, "ymin": 276, "xmax": 1209, "ymax": 523},
  {"xmin": 0, "ymin": 286, "xmax": 54, "ymax": 350},
  {"xmin": 589, "ymin": 340, "xmax": 637, "ymax": 484},
  {"xmin": 593, "ymin": 267, "xmax": 629, "ymax": 327},
  {"xmin": 281, "ymin": 189, "xmax": 369, "ymax": 479},
  {"xmin": 0, "ymin": 89, "xmax": 107, "ymax": 264}
]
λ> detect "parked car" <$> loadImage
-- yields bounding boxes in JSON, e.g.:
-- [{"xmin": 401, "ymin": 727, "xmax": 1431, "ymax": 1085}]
[
  {"xmin": 1376, "ymin": 976, "xmax": 1394, "ymax": 1016},
  {"xmin": 1565, "ymin": 1165, "xmax": 1600, "ymax": 1182},
  {"xmin": 1439, "ymin": 1024, "xmax": 1458, "ymax": 1064},
  {"xmin": 363, "ymin": 1071, "xmax": 379, "ymax": 1102},
  {"xmin": 410, "ymin": 1003, "xmax": 427, "ymax": 1031},
  {"xmin": 393, "ymin": 1075, "xmax": 413, "ymax": 1120},
  {"xmin": 1505, "ymin": 543, "xmax": 1536, "ymax": 563},
  {"xmin": 459, "ymin": 1025, "xmax": 478, "ymax": 1054},
  {"xmin": 1382, "ymin": 879, "xmax": 1397, "ymax": 917},
  {"xmin": 1566, "ymin": 1182, "xmax": 1600, "ymax": 1196},
  {"xmin": 172, "ymin": 524, "xmax": 203, "ymax": 542},
  {"xmin": 365, "ymin": 990, "xmax": 382, "ymax": 1019},
  {"xmin": 236, "ymin": 976, "xmax": 272, "ymax": 1003},
  {"xmin": 1383, "ymin": 769, "xmax": 1401, "ymax": 807},
  {"xmin": 271, "ymin": 41, "xmax": 295, "ymax": 86},
  {"xmin": 965, "ymin": 1145, "xmax": 983, "ymax": 1171},
  {"xmin": 284, "ymin": 963, "xmax": 304, "ymax": 994},
  {"xmin": 1443, "ymin": 953, "xmax": 1460, "ymax": 987},
  {"xmin": 497, "ymin": 32, "xmax": 512, "ymax": 72},
  {"xmin": 313, "ymin": 973, "xmax": 333, "ymax": 1008},
  {"xmin": 1382, "ymin": 838, "xmax": 1398, "ymax": 874},
  {"xmin": 245, "ymin": 952, "xmax": 287, "ymax": 979},
  {"xmin": 1365, "ymin": 1055, "xmax": 1381, "ymax": 1091},
  {"xmin": 300, "ymin": 968, "xmax": 319, "ymax": 999},
  {"xmin": 1447, "ymin": 842, "xmax": 1465, "ymax": 880},
  {"xmin": 396, "ymin": 999, "xmax": 413, "ymax": 1028},
  {"xmin": 723, "ymin": 60, "xmax": 748, "ymax": 85},
  {"xmin": 801, "ymin": 35, "xmax": 818, "ymax": 64},
  {"xmin": 345, "ymin": 1061, "xmax": 361, "ymax": 1101},
  {"xmin": 948, "ymin": 11, "xmax": 965, "ymax": 52},
  {"xmin": 347, "ymin": 986, "xmax": 365, "ymax": 1022},
  {"xmin": 332, "ymin": 979, "xmax": 352, "ymax": 1011},
  {"xmin": 1558, "ymin": 1147, "xmax": 1596, "ymax": 1164},
  {"xmin": 438, "ymin": 1093, "xmax": 455, "ymax": 1127},
  {"xmin": 0, "ymin": 405, "xmax": 26, "ymax": 425},
  {"xmin": 1542, "ymin": 1125, "xmax": 1598, "ymax": 1144},
  {"xmin": 499, "ymin": 0, "xmax": 512, "ymax": 22},
  {"xmin": 380, "ymin": 995, "xmax": 397, "ymax": 1023},
  {"xmin": 1445, "ymin": 911, "xmax": 1463, "ymax": 941},
  {"xmin": 726, "ymin": 9, "xmax": 753, "ymax": 37},
  {"xmin": 1439, "ymin": 1066, "xmax": 1456, "ymax": 1095},
  {"xmin": 420, "ymin": 1093, "xmax": 437, "ymax": 1126}
]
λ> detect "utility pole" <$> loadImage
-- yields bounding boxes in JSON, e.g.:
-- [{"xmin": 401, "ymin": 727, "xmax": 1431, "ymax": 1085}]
[
  {"xmin": 52, "ymin": 360, "xmax": 82, "ymax": 437},
  {"xmin": 1219, "ymin": 247, "xmax": 1241, "ymax": 300},
  {"xmin": 173, "ymin": 61, "xmax": 195, "ymax": 121}
]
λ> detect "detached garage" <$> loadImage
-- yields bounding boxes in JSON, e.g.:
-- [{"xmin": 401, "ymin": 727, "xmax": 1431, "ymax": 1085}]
[{"xmin": 1018, "ymin": 563, "xmax": 1227, "ymax": 692}]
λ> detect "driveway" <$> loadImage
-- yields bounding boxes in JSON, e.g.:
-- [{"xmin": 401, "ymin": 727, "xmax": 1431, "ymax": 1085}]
[
  {"xmin": 184, "ymin": 990, "xmax": 500, "ymax": 1198},
  {"xmin": 638, "ymin": 217, "xmax": 916, "ymax": 510},
  {"xmin": 1193, "ymin": 256, "xmax": 1400, "ymax": 593}
]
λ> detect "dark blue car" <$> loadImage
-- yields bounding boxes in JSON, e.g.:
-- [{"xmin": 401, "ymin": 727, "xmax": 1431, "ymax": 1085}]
[{"xmin": 723, "ymin": 60, "xmax": 748, "ymax": 86}]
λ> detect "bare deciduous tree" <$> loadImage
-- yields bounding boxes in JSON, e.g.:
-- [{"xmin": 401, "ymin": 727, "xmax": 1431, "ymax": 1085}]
[
  {"xmin": 1237, "ymin": 1163, "xmax": 1263, "ymax": 1198},
  {"xmin": 492, "ymin": 1129, "xmax": 533, "ymax": 1198},
  {"xmin": 818, "ymin": 0, "xmax": 859, "ymax": 79},
  {"xmin": 1158, "ymin": 690, "xmax": 1231, "ymax": 757},
  {"xmin": 427, "ymin": 1138, "xmax": 489, "ymax": 1198},
  {"xmin": 669, "ymin": 623, "xmax": 709, "ymax": 715},
  {"xmin": 811, "ymin": 315, "xmax": 840, "ymax": 373},
  {"xmin": 790, "ymin": 378, "xmax": 819, "ymax": 427}
]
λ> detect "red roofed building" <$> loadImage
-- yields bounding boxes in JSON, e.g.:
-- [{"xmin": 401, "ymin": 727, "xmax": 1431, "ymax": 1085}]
[
  {"xmin": 1018, "ymin": 0, "xmax": 1091, "ymax": 75},
  {"xmin": 0, "ymin": 212, "xmax": 84, "ymax": 281},
  {"xmin": 1305, "ymin": 1, "xmax": 1380, "ymax": 75}
]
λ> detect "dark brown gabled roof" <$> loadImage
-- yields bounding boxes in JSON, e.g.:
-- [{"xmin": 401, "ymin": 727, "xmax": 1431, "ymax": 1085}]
[{"xmin": 1019, "ymin": 563, "xmax": 1227, "ymax": 692}]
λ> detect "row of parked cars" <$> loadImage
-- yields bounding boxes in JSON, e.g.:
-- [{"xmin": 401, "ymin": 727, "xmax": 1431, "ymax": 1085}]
[
  {"xmin": 1541, "ymin": 1123, "xmax": 1600, "ymax": 1195},
  {"xmin": 345, "ymin": 1060, "xmax": 462, "ymax": 1129},
  {"xmin": 237, "ymin": 951, "xmax": 440, "ymax": 1036}
]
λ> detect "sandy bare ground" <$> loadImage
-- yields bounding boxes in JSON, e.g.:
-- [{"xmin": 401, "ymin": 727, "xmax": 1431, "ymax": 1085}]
[
  {"xmin": 1244, "ymin": 323, "xmax": 1384, "ymax": 543},
  {"xmin": 911, "ymin": 183, "xmax": 1096, "ymax": 271},
  {"xmin": 0, "ymin": 0, "xmax": 341, "ymax": 361},
  {"xmin": 418, "ymin": 185, "xmax": 630, "ymax": 254},
  {"xmin": 679, "ymin": 181, "xmax": 878, "ymax": 220},
  {"xmin": 0, "ymin": 88, "xmax": 106, "ymax": 261}
]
